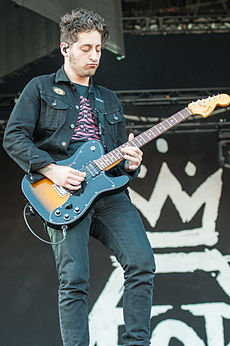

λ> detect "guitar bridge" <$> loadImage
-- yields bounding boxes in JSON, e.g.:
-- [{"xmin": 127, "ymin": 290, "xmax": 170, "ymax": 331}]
[{"xmin": 52, "ymin": 184, "xmax": 69, "ymax": 197}]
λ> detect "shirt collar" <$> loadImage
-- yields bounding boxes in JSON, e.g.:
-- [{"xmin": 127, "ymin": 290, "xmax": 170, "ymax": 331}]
[
  {"xmin": 55, "ymin": 65, "xmax": 69, "ymax": 83},
  {"xmin": 55, "ymin": 65, "xmax": 95, "ymax": 94}
]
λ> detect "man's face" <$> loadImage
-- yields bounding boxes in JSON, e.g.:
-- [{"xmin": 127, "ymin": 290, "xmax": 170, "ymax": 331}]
[{"xmin": 67, "ymin": 30, "xmax": 102, "ymax": 80}]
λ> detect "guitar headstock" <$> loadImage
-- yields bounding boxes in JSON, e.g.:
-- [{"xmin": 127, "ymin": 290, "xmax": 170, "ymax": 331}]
[{"xmin": 188, "ymin": 93, "xmax": 230, "ymax": 118}]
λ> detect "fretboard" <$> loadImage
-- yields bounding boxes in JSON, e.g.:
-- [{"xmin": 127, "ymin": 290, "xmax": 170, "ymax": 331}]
[{"xmin": 95, "ymin": 107, "xmax": 192, "ymax": 171}]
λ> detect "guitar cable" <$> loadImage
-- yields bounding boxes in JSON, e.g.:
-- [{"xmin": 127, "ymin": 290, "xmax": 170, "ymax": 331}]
[{"xmin": 23, "ymin": 203, "xmax": 67, "ymax": 245}]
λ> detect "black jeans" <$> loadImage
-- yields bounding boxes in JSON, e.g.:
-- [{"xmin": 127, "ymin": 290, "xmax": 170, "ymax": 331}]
[{"xmin": 48, "ymin": 191, "xmax": 155, "ymax": 346}]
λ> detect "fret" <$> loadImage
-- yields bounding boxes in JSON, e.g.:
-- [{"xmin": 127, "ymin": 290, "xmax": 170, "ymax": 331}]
[
  {"xmin": 102, "ymin": 155, "xmax": 112, "ymax": 163},
  {"xmin": 159, "ymin": 122, "xmax": 166, "ymax": 130},
  {"xmin": 161, "ymin": 120, "xmax": 170, "ymax": 130},
  {"xmin": 130, "ymin": 140, "xmax": 138, "ymax": 147},
  {"xmin": 169, "ymin": 117, "xmax": 175, "ymax": 124},
  {"xmin": 173, "ymin": 112, "xmax": 184, "ymax": 122},
  {"xmin": 101, "ymin": 162, "xmax": 106, "ymax": 169},
  {"xmin": 134, "ymin": 137, "xmax": 142, "ymax": 146},
  {"xmin": 172, "ymin": 114, "xmax": 180, "ymax": 122},
  {"xmin": 169, "ymin": 116, "xmax": 177, "ymax": 125},
  {"xmin": 108, "ymin": 150, "xmax": 121, "ymax": 161},
  {"xmin": 155, "ymin": 126, "xmax": 161, "ymax": 133},
  {"xmin": 185, "ymin": 107, "xmax": 193, "ymax": 115},
  {"xmin": 113, "ymin": 149, "xmax": 122, "ymax": 159},
  {"xmin": 178, "ymin": 111, "xmax": 185, "ymax": 118},
  {"xmin": 144, "ymin": 132, "xmax": 152, "ymax": 140},
  {"xmin": 116, "ymin": 148, "xmax": 123, "ymax": 157},
  {"xmin": 138, "ymin": 134, "xmax": 147, "ymax": 144},
  {"xmin": 153, "ymin": 127, "xmax": 161, "ymax": 136},
  {"xmin": 109, "ymin": 151, "xmax": 117, "ymax": 159},
  {"xmin": 148, "ymin": 128, "xmax": 157, "ymax": 138},
  {"xmin": 154, "ymin": 126, "xmax": 161, "ymax": 134},
  {"xmin": 147, "ymin": 129, "xmax": 153, "ymax": 138},
  {"xmin": 156, "ymin": 123, "xmax": 166, "ymax": 133},
  {"xmin": 95, "ymin": 158, "xmax": 105, "ymax": 170},
  {"xmin": 119, "ymin": 143, "xmax": 127, "ymax": 150},
  {"xmin": 180, "ymin": 108, "xmax": 188, "ymax": 116},
  {"xmin": 166, "ymin": 119, "xmax": 172, "ymax": 127},
  {"xmin": 94, "ymin": 155, "xmax": 112, "ymax": 169},
  {"xmin": 147, "ymin": 130, "xmax": 153, "ymax": 139},
  {"xmin": 98, "ymin": 160, "xmax": 107, "ymax": 170},
  {"xmin": 173, "ymin": 113, "xmax": 182, "ymax": 124},
  {"xmin": 107, "ymin": 153, "xmax": 116, "ymax": 161},
  {"xmin": 102, "ymin": 155, "xmax": 113, "ymax": 166}
]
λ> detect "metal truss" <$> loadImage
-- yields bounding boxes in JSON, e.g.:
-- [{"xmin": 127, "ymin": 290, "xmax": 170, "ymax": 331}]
[
  {"xmin": 116, "ymin": 87, "xmax": 230, "ymax": 134},
  {"xmin": 123, "ymin": 15, "xmax": 230, "ymax": 34},
  {"xmin": 0, "ymin": 119, "xmax": 6, "ymax": 137},
  {"xmin": 116, "ymin": 87, "xmax": 230, "ymax": 105},
  {"xmin": 0, "ymin": 92, "xmax": 16, "ymax": 137},
  {"xmin": 124, "ymin": 107, "xmax": 230, "ymax": 134},
  {"xmin": 1, "ymin": 88, "xmax": 230, "ymax": 137},
  {"xmin": 0, "ymin": 92, "xmax": 17, "ymax": 105}
]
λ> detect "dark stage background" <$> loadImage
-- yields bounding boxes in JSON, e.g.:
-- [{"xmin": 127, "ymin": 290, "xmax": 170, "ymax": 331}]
[
  {"xmin": 1, "ymin": 33, "xmax": 230, "ymax": 345},
  {"xmin": 1, "ymin": 32, "xmax": 229, "ymax": 98}
]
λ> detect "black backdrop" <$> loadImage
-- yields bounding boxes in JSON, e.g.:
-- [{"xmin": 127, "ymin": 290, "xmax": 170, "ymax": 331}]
[
  {"xmin": 1, "ymin": 32, "xmax": 230, "ymax": 97},
  {"xmin": 1, "ymin": 33, "xmax": 230, "ymax": 346}
]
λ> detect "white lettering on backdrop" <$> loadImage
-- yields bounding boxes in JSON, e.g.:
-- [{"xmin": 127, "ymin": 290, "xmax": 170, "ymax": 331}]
[{"xmin": 89, "ymin": 160, "xmax": 230, "ymax": 345}]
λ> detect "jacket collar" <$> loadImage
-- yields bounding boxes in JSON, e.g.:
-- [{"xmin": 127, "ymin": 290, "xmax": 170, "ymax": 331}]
[{"xmin": 55, "ymin": 65, "xmax": 95, "ymax": 94}]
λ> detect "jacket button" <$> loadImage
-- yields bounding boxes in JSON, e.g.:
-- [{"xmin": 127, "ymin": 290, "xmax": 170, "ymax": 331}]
[
  {"xmin": 70, "ymin": 124, "xmax": 75, "ymax": 129},
  {"xmin": 61, "ymin": 141, "xmax": 67, "ymax": 147},
  {"xmin": 75, "ymin": 105, "xmax": 79, "ymax": 109}
]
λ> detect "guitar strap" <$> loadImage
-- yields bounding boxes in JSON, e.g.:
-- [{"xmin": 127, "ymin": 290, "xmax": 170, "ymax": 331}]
[{"xmin": 94, "ymin": 90, "xmax": 106, "ymax": 149}]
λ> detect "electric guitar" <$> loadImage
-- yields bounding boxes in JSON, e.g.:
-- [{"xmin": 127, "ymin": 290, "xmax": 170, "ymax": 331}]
[{"xmin": 22, "ymin": 94, "xmax": 230, "ymax": 228}]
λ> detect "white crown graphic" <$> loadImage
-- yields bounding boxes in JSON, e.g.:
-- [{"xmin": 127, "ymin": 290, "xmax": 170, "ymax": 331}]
[{"xmin": 129, "ymin": 163, "xmax": 223, "ymax": 248}]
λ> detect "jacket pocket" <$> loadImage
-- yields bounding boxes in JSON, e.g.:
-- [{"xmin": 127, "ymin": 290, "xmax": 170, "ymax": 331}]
[
  {"xmin": 104, "ymin": 110, "xmax": 123, "ymax": 143},
  {"xmin": 39, "ymin": 93, "xmax": 69, "ymax": 130}
]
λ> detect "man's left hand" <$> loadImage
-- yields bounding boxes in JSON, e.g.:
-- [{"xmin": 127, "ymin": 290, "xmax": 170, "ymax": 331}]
[{"xmin": 122, "ymin": 133, "xmax": 143, "ymax": 172}]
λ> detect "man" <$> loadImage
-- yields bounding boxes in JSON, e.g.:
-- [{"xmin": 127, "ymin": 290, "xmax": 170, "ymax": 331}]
[{"xmin": 3, "ymin": 8, "xmax": 155, "ymax": 346}]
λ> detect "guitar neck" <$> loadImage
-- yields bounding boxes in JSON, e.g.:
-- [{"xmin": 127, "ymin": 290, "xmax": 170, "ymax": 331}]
[{"xmin": 95, "ymin": 107, "xmax": 193, "ymax": 171}]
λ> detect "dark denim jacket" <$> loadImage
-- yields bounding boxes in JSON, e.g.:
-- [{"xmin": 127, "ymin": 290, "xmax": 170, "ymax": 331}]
[{"xmin": 3, "ymin": 66, "xmax": 139, "ymax": 182}]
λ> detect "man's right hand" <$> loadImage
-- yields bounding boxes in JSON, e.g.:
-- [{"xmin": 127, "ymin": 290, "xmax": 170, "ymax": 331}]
[{"xmin": 38, "ymin": 163, "xmax": 86, "ymax": 190}]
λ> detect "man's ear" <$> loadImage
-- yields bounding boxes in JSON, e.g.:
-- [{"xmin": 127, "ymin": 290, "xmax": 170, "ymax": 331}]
[{"xmin": 60, "ymin": 42, "xmax": 69, "ymax": 56}]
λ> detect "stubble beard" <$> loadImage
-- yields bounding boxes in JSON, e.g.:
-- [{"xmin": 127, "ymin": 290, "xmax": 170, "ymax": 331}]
[{"xmin": 69, "ymin": 53, "xmax": 98, "ymax": 78}]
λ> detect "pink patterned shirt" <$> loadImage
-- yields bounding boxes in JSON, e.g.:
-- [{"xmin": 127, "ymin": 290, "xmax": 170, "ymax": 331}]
[{"xmin": 71, "ymin": 96, "xmax": 101, "ymax": 142}]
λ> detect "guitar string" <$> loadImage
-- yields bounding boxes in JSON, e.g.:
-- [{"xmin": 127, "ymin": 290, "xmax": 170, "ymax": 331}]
[{"xmin": 56, "ymin": 139, "xmax": 141, "ymax": 194}]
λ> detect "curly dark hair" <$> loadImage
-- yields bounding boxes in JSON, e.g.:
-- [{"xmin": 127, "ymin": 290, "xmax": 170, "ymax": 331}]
[{"xmin": 60, "ymin": 8, "xmax": 109, "ymax": 48}]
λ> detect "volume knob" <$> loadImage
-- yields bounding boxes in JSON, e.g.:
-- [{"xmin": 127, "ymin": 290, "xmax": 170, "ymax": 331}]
[
  {"xmin": 55, "ymin": 209, "xmax": 61, "ymax": 217},
  {"xmin": 64, "ymin": 214, "xmax": 70, "ymax": 220}
]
